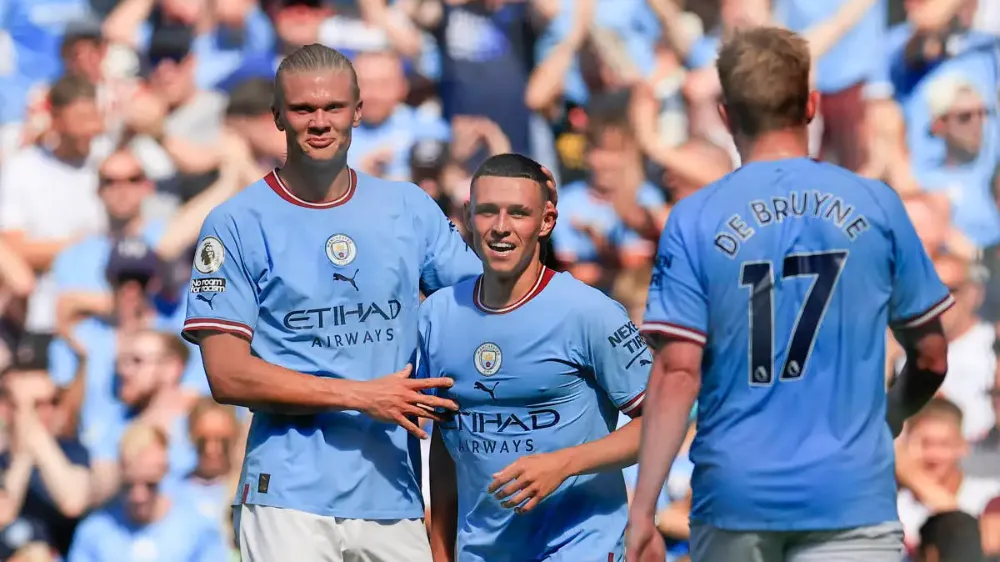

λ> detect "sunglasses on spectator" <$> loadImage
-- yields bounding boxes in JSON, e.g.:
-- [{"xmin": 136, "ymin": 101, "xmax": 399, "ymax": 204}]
[
  {"xmin": 194, "ymin": 435, "xmax": 234, "ymax": 453},
  {"xmin": 99, "ymin": 174, "xmax": 145, "ymax": 187},
  {"xmin": 123, "ymin": 480, "xmax": 160, "ymax": 492}
]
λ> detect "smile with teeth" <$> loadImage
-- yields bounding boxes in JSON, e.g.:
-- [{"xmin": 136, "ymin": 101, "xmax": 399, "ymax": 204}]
[{"xmin": 487, "ymin": 241, "xmax": 516, "ymax": 254}]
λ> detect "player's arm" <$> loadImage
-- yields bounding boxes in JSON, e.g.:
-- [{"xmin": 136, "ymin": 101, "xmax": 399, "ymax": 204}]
[
  {"xmin": 629, "ymin": 203, "xmax": 708, "ymax": 555},
  {"xmin": 491, "ymin": 296, "xmax": 652, "ymax": 512},
  {"xmin": 185, "ymin": 211, "xmax": 457, "ymax": 433},
  {"xmin": 415, "ymin": 187, "xmax": 482, "ymax": 295},
  {"xmin": 428, "ymin": 424, "xmax": 457, "ymax": 562},
  {"xmin": 880, "ymin": 185, "xmax": 953, "ymax": 436}
]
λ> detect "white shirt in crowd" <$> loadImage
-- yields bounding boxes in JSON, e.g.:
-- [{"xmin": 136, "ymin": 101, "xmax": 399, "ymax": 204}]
[
  {"xmin": 897, "ymin": 475, "xmax": 1000, "ymax": 548},
  {"xmin": 0, "ymin": 145, "xmax": 106, "ymax": 332}
]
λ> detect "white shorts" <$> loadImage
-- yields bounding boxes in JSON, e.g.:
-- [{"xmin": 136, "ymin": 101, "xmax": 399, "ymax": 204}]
[
  {"xmin": 690, "ymin": 521, "xmax": 904, "ymax": 562},
  {"xmin": 234, "ymin": 504, "xmax": 432, "ymax": 562}
]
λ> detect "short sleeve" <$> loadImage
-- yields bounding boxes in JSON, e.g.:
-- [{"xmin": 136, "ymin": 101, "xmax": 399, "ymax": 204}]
[
  {"xmin": 582, "ymin": 294, "xmax": 651, "ymax": 417},
  {"xmin": 415, "ymin": 188, "xmax": 481, "ymax": 294},
  {"xmin": 881, "ymin": 189, "xmax": 954, "ymax": 329},
  {"xmin": 640, "ymin": 206, "xmax": 708, "ymax": 346},
  {"xmin": 181, "ymin": 209, "xmax": 260, "ymax": 344}
]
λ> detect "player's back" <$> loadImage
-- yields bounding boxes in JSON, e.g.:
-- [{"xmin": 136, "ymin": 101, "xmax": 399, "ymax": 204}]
[{"xmin": 646, "ymin": 158, "xmax": 944, "ymax": 531}]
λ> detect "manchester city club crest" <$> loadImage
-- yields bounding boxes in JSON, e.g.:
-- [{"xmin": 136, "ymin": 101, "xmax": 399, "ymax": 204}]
[
  {"xmin": 325, "ymin": 234, "xmax": 357, "ymax": 266},
  {"xmin": 194, "ymin": 236, "xmax": 225, "ymax": 274},
  {"xmin": 474, "ymin": 342, "xmax": 502, "ymax": 376}
]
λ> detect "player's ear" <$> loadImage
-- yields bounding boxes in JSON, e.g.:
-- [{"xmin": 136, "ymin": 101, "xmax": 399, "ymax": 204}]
[
  {"xmin": 353, "ymin": 99, "xmax": 363, "ymax": 128},
  {"xmin": 805, "ymin": 90, "xmax": 820, "ymax": 124},
  {"xmin": 717, "ymin": 102, "xmax": 732, "ymax": 134},
  {"xmin": 272, "ymin": 106, "xmax": 284, "ymax": 132},
  {"xmin": 539, "ymin": 200, "xmax": 557, "ymax": 238}
]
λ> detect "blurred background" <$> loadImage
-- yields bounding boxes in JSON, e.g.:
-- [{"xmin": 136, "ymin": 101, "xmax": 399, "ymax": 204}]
[{"xmin": 0, "ymin": 0, "xmax": 998, "ymax": 560}]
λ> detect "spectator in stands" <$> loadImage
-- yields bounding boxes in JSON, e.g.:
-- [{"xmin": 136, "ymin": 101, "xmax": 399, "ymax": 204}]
[
  {"xmin": 126, "ymin": 25, "xmax": 227, "ymax": 206},
  {"xmin": 887, "ymin": 0, "xmax": 997, "ymax": 165},
  {"xmin": 408, "ymin": 138, "xmax": 453, "ymax": 216},
  {"xmin": 897, "ymin": 398, "xmax": 1000, "ymax": 550},
  {"xmin": 0, "ymin": 368, "xmax": 91, "ymax": 557},
  {"xmin": 918, "ymin": 510, "xmax": 987, "ymax": 562},
  {"xmin": 917, "ymin": 74, "xmax": 1000, "ymax": 249},
  {"xmin": 983, "ymin": 496, "xmax": 1000, "ymax": 561},
  {"xmin": 67, "ymin": 423, "xmax": 228, "ymax": 562},
  {"xmin": 88, "ymin": 330, "xmax": 198, "ymax": 505},
  {"xmin": 551, "ymin": 95, "xmax": 666, "ymax": 291},
  {"xmin": 350, "ymin": 50, "xmax": 449, "ymax": 181},
  {"xmin": 0, "ymin": 75, "xmax": 106, "ymax": 351},
  {"xmin": 179, "ymin": 398, "xmax": 241, "ymax": 519},
  {"xmin": 966, "ymin": 385, "xmax": 1000, "ymax": 479},
  {"xmin": 223, "ymin": 78, "xmax": 285, "ymax": 177},
  {"xmin": 925, "ymin": 254, "xmax": 996, "ymax": 439}
]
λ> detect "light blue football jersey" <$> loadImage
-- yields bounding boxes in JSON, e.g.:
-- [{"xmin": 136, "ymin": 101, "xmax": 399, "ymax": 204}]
[
  {"xmin": 181, "ymin": 168, "xmax": 481, "ymax": 519},
  {"xmin": 418, "ymin": 267, "xmax": 651, "ymax": 562},
  {"xmin": 642, "ymin": 157, "xmax": 953, "ymax": 531}
]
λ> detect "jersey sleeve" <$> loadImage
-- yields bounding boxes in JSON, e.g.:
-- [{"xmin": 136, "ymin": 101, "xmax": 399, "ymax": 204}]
[
  {"xmin": 640, "ymin": 205, "xmax": 708, "ymax": 346},
  {"xmin": 415, "ymin": 188, "xmax": 481, "ymax": 294},
  {"xmin": 181, "ymin": 209, "xmax": 260, "ymax": 344},
  {"xmin": 881, "ymin": 189, "xmax": 955, "ymax": 329},
  {"xmin": 581, "ymin": 294, "xmax": 651, "ymax": 417}
]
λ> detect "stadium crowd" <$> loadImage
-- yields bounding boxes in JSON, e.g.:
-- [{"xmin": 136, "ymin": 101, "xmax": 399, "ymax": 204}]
[{"xmin": 0, "ymin": 0, "xmax": 998, "ymax": 560}]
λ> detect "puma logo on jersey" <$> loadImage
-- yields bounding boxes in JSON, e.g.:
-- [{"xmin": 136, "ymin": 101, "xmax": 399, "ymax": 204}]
[{"xmin": 333, "ymin": 269, "xmax": 359, "ymax": 291}]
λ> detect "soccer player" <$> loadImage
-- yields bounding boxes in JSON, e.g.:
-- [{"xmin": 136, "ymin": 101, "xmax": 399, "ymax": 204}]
[
  {"xmin": 420, "ymin": 153, "xmax": 650, "ymax": 562},
  {"xmin": 627, "ymin": 28, "xmax": 953, "ymax": 562},
  {"xmin": 181, "ymin": 44, "xmax": 487, "ymax": 562}
]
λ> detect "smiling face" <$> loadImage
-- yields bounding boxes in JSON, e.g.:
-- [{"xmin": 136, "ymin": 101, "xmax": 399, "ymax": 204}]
[
  {"xmin": 468, "ymin": 176, "xmax": 556, "ymax": 280},
  {"xmin": 273, "ymin": 68, "xmax": 362, "ymax": 164}
]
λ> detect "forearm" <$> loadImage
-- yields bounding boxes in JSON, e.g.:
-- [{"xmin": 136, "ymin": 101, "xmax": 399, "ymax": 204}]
[
  {"xmin": 887, "ymin": 351, "xmax": 947, "ymax": 421},
  {"xmin": 649, "ymin": 0, "xmax": 696, "ymax": 60},
  {"xmin": 6, "ymin": 237, "xmax": 73, "ymax": 271},
  {"xmin": 563, "ymin": 417, "xmax": 643, "ymax": 476},
  {"xmin": 802, "ymin": 0, "xmax": 879, "ymax": 61},
  {"xmin": 101, "ymin": 0, "xmax": 154, "ymax": 46},
  {"xmin": 25, "ymin": 420, "xmax": 90, "ymax": 516},
  {"xmin": 206, "ymin": 352, "xmax": 365, "ymax": 414},
  {"xmin": 524, "ymin": 42, "xmax": 579, "ymax": 112},
  {"xmin": 56, "ymin": 292, "xmax": 114, "ymax": 326},
  {"xmin": 0, "ymin": 455, "xmax": 33, "ymax": 526},
  {"xmin": 360, "ymin": 0, "xmax": 424, "ymax": 58},
  {"xmin": 0, "ymin": 239, "xmax": 35, "ymax": 297},
  {"xmin": 155, "ymin": 172, "xmax": 240, "ymax": 260},
  {"xmin": 631, "ymin": 366, "xmax": 698, "ymax": 517},
  {"xmin": 162, "ymin": 137, "xmax": 223, "ymax": 176},
  {"xmin": 57, "ymin": 357, "xmax": 86, "ymax": 438},
  {"xmin": 429, "ymin": 428, "xmax": 457, "ymax": 562}
]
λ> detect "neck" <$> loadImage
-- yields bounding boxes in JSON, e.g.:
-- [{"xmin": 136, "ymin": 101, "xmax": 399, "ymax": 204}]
[
  {"xmin": 279, "ymin": 153, "xmax": 352, "ymax": 203},
  {"xmin": 109, "ymin": 216, "xmax": 142, "ymax": 237},
  {"xmin": 945, "ymin": 145, "xmax": 977, "ymax": 166},
  {"xmin": 735, "ymin": 128, "xmax": 810, "ymax": 165},
  {"xmin": 480, "ymin": 255, "xmax": 544, "ymax": 310},
  {"xmin": 116, "ymin": 307, "xmax": 154, "ymax": 333},
  {"xmin": 51, "ymin": 141, "xmax": 86, "ymax": 165}
]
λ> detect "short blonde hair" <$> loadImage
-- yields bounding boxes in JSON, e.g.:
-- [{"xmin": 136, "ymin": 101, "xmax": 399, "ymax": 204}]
[
  {"xmin": 119, "ymin": 422, "xmax": 168, "ymax": 463},
  {"xmin": 716, "ymin": 27, "xmax": 811, "ymax": 137},
  {"xmin": 274, "ymin": 43, "xmax": 358, "ymax": 105}
]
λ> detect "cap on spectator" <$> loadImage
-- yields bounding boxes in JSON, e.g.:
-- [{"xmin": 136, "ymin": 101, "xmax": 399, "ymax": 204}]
[
  {"xmin": 106, "ymin": 237, "xmax": 161, "ymax": 286},
  {"xmin": 410, "ymin": 139, "xmax": 449, "ymax": 178},
  {"xmin": 919, "ymin": 510, "xmax": 985, "ymax": 562},
  {"xmin": 926, "ymin": 73, "xmax": 978, "ymax": 120},
  {"xmin": 146, "ymin": 24, "xmax": 194, "ymax": 66}
]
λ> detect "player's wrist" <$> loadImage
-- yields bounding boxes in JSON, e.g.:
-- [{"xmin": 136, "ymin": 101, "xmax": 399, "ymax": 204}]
[{"xmin": 331, "ymin": 379, "xmax": 367, "ymax": 412}]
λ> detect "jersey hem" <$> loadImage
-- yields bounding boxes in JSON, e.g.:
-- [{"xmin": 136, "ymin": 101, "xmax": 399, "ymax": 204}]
[
  {"xmin": 639, "ymin": 322, "xmax": 707, "ymax": 346},
  {"xmin": 690, "ymin": 514, "xmax": 899, "ymax": 532},
  {"xmin": 232, "ymin": 499, "xmax": 425, "ymax": 521},
  {"xmin": 182, "ymin": 317, "xmax": 254, "ymax": 344},
  {"xmin": 890, "ymin": 294, "xmax": 956, "ymax": 330}
]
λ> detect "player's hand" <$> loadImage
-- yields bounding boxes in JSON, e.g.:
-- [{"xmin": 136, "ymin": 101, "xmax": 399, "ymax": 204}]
[
  {"xmin": 487, "ymin": 451, "xmax": 569, "ymax": 513},
  {"xmin": 356, "ymin": 364, "xmax": 459, "ymax": 439},
  {"xmin": 625, "ymin": 513, "xmax": 666, "ymax": 562},
  {"xmin": 539, "ymin": 165, "xmax": 558, "ymax": 206}
]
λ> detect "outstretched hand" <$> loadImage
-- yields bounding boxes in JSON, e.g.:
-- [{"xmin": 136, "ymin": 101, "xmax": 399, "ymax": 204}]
[{"xmin": 357, "ymin": 364, "xmax": 459, "ymax": 439}]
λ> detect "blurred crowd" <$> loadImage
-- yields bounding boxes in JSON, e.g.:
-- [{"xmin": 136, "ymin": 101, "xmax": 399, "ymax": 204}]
[{"xmin": 0, "ymin": 0, "xmax": 998, "ymax": 560}]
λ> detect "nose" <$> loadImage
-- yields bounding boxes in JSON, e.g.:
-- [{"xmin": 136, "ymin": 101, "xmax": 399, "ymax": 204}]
[
  {"xmin": 308, "ymin": 110, "xmax": 332, "ymax": 131},
  {"xmin": 490, "ymin": 212, "xmax": 512, "ymax": 238}
]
